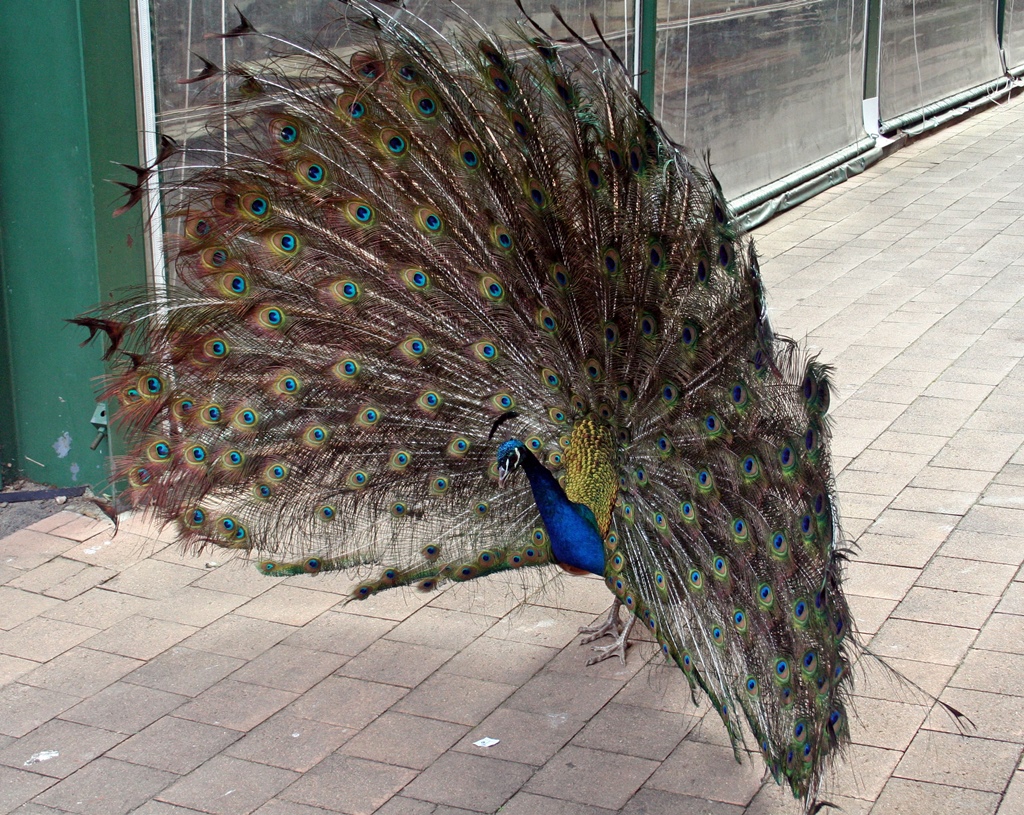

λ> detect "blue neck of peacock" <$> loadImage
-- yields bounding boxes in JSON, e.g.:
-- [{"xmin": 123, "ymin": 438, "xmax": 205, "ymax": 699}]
[{"xmin": 516, "ymin": 446, "xmax": 606, "ymax": 575}]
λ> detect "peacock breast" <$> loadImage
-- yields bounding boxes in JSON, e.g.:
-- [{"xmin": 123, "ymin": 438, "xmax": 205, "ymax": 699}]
[{"xmin": 562, "ymin": 416, "xmax": 618, "ymax": 538}]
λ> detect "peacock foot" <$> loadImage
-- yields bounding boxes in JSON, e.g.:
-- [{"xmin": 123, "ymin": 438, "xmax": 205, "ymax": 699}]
[
  {"xmin": 585, "ymin": 615, "xmax": 635, "ymax": 666},
  {"xmin": 578, "ymin": 598, "xmax": 624, "ymax": 644}
]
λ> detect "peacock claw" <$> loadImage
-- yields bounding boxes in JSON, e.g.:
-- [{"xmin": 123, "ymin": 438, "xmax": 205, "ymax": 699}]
[
  {"xmin": 578, "ymin": 599, "xmax": 624, "ymax": 644},
  {"xmin": 585, "ymin": 615, "xmax": 635, "ymax": 665}
]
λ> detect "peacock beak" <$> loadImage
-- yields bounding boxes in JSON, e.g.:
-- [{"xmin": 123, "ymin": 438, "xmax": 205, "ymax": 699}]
[{"xmin": 498, "ymin": 462, "xmax": 510, "ymax": 488}]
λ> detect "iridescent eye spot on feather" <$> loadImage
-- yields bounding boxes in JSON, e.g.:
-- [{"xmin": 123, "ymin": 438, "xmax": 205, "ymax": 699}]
[
  {"xmin": 774, "ymin": 657, "xmax": 791, "ymax": 683},
  {"xmin": 548, "ymin": 408, "xmax": 567, "ymax": 424},
  {"xmin": 184, "ymin": 508, "xmax": 206, "ymax": 529},
  {"xmin": 417, "ymin": 390, "xmax": 442, "ymax": 411},
  {"xmin": 232, "ymin": 407, "xmax": 258, "ymax": 429},
  {"xmin": 458, "ymin": 141, "xmax": 480, "ymax": 169},
  {"xmin": 273, "ymin": 371, "xmax": 301, "ymax": 397},
  {"xmin": 660, "ymin": 383, "xmax": 679, "ymax": 406},
  {"xmin": 265, "ymin": 463, "xmax": 289, "ymax": 482},
  {"xmin": 639, "ymin": 313, "xmax": 658, "ymax": 338},
  {"xmin": 688, "ymin": 569, "xmax": 704, "ymax": 590},
  {"xmin": 718, "ymin": 242, "xmax": 734, "ymax": 269},
  {"xmin": 351, "ymin": 52, "xmax": 384, "ymax": 79},
  {"xmin": 756, "ymin": 582, "xmax": 775, "ymax": 610},
  {"xmin": 343, "ymin": 200, "xmax": 376, "ymax": 228},
  {"xmin": 129, "ymin": 466, "xmax": 151, "ymax": 487},
  {"xmin": 356, "ymin": 406, "xmax": 382, "ymax": 427},
  {"xmin": 800, "ymin": 513, "xmax": 814, "ymax": 539},
  {"xmin": 390, "ymin": 449, "xmax": 411, "ymax": 469},
  {"xmin": 333, "ymin": 358, "xmax": 360, "ymax": 381},
  {"xmin": 380, "ymin": 129, "xmax": 408, "ymax": 156},
  {"xmin": 617, "ymin": 385, "xmax": 633, "ymax": 406},
  {"xmin": 733, "ymin": 609, "xmax": 748, "ymax": 633},
  {"xmin": 295, "ymin": 160, "xmax": 325, "ymax": 185},
  {"xmin": 770, "ymin": 531, "xmax": 789, "ymax": 559},
  {"xmin": 269, "ymin": 232, "xmax": 299, "ymax": 256},
  {"xmin": 711, "ymin": 625, "xmax": 725, "ymax": 646},
  {"xmin": 510, "ymin": 112, "xmax": 531, "ymax": 141},
  {"xmin": 318, "ymin": 505, "xmax": 335, "ymax": 521},
  {"xmin": 140, "ymin": 374, "xmax": 164, "ymax": 397},
  {"xmin": 489, "ymin": 67, "xmax": 511, "ymax": 94},
  {"xmin": 336, "ymin": 93, "xmax": 366, "ymax": 121},
  {"xmin": 256, "ymin": 306, "xmax": 286, "ymax": 330},
  {"xmin": 329, "ymin": 279, "xmax": 362, "ymax": 304},
  {"xmin": 703, "ymin": 413, "xmax": 724, "ymax": 438},
  {"xmin": 201, "ymin": 247, "xmax": 229, "ymax": 268},
  {"xmin": 654, "ymin": 569, "xmax": 668, "ymax": 596},
  {"xmin": 253, "ymin": 483, "xmax": 271, "ymax": 500},
  {"xmin": 696, "ymin": 468, "xmax": 714, "ymax": 494},
  {"xmin": 586, "ymin": 161, "xmax": 603, "ymax": 188},
  {"xmin": 526, "ymin": 436, "xmax": 542, "ymax": 451},
  {"xmin": 447, "ymin": 437, "xmax": 470, "ymax": 457},
  {"xmin": 649, "ymin": 242, "xmax": 665, "ymax": 268},
  {"xmin": 219, "ymin": 273, "xmax": 248, "ymax": 297},
  {"xmin": 634, "ymin": 467, "xmax": 648, "ymax": 487},
  {"xmin": 540, "ymin": 368, "xmax": 561, "ymax": 390},
  {"xmin": 805, "ymin": 427, "xmax": 818, "ymax": 452},
  {"xmin": 732, "ymin": 518, "xmax": 750, "ymax": 543},
  {"xmin": 536, "ymin": 308, "xmax": 557, "ymax": 333},
  {"xmin": 402, "ymin": 267, "xmax": 431, "ymax": 291},
  {"xmin": 491, "ymin": 393, "xmax": 515, "ymax": 411},
  {"xmin": 549, "ymin": 263, "xmax": 569, "ymax": 288},
  {"xmin": 681, "ymin": 322, "xmax": 699, "ymax": 349},
  {"xmin": 801, "ymin": 651, "xmax": 818, "ymax": 677},
  {"xmin": 730, "ymin": 382, "xmax": 749, "ymax": 408},
  {"xmin": 480, "ymin": 276, "xmax": 504, "ymax": 302},
  {"xmin": 396, "ymin": 63, "xmax": 418, "ymax": 82},
  {"xmin": 653, "ymin": 511, "xmax": 668, "ymax": 531},
  {"xmin": 526, "ymin": 179, "xmax": 548, "ymax": 209},
  {"xmin": 411, "ymin": 89, "xmax": 438, "ymax": 118},
  {"xmin": 401, "ymin": 337, "xmax": 429, "ymax": 358},
  {"xmin": 740, "ymin": 455, "xmax": 760, "ymax": 480},
  {"xmin": 303, "ymin": 425, "xmax": 328, "ymax": 447},
  {"xmin": 713, "ymin": 556, "xmax": 728, "ymax": 578},
  {"xmin": 415, "ymin": 207, "xmax": 444, "ymax": 234},
  {"xmin": 185, "ymin": 445, "xmax": 208, "ymax": 465},
  {"xmin": 628, "ymin": 144, "xmax": 644, "ymax": 173},
  {"xmin": 430, "ymin": 476, "xmax": 450, "ymax": 495},
  {"xmin": 554, "ymin": 77, "xmax": 573, "ymax": 105},
  {"xmin": 472, "ymin": 341, "xmax": 498, "ymax": 362},
  {"xmin": 490, "ymin": 225, "xmax": 513, "ymax": 250},
  {"xmin": 347, "ymin": 470, "xmax": 369, "ymax": 489},
  {"xmin": 201, "ymin": 405, "xmax": 223, "ymax": 425},
  {"xmin": 147, "ymin": 440, "xmax": 171, "ymax": 461},
  {"xmin": 270, "ymin": 118, "xmax": 300, "ymax": 145},
  {"xmin": 778, "ymin": 444, "xmax": 797, "ymax": 475},
  {"xmin": 695, "ymin": 257, "xmax": 710, "ymax": 285},
  {"xmin": 241, "ymin": 193, "xmax": 270, "ymax": 219},
  {"xmin": 546, "ymin": 450, "xmax": 562, "ymax": 467},
  {"xmin": 390, "ymin": 502, "xmax": 408, "ymax": 518},
  {"xmin": 602, "ymin": 249, "xmax": 620, "ymax": 275},
  {"xmin": 479, "ymin": 40, "xmax": 505, "ymax": 67},
  {"xmin": 745, "ymin": 675, "xmax": 759, "ymax": 697},
  {"xmin": 657, "ymin": 436, "xmax": 673, "ymax": 456}
]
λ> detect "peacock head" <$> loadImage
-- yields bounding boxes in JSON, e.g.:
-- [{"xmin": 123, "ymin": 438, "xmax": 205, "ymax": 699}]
[{"xmin": 496, "ymin": 439, "xmax": 527, "ymax": 487}]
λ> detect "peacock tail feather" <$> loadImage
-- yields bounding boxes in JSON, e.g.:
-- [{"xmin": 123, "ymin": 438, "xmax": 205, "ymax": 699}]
[{"xmin": 75, "ymin": 2, "xmax": 853, "ymax": 805}]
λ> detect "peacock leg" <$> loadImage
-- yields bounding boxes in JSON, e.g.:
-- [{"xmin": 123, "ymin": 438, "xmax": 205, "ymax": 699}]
[
  {"xmin": 585, "ymin": 613, "xmax": 635, "ymax": 665},
  {"xmin": 578, "ymin": 598, "xmax": 624, "ymax": 643}
]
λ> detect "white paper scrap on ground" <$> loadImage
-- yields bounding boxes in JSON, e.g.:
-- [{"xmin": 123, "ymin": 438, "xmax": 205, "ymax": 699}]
[
  {"xmin": 24, "ymin": 751, "xmax": 59, "ymax": 766},
  {"xmin": 473, "ymin": 737, "xmax": 500, "ymax": 748}
]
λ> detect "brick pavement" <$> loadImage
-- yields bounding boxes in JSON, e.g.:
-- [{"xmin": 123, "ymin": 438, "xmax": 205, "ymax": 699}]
[{"xmin": 3, "ymin": 94, "xmax": 1024, "ymax": 814}]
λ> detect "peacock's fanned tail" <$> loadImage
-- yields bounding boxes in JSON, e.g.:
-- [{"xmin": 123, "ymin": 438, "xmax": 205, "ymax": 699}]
[{"xmin": 77, "ymin": 2, "xmax": 852, "ymax": 805}]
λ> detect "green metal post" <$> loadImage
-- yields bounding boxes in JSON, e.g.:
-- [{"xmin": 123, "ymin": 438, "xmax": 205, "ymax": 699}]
[
  {"xmin": 637, "ymin": 0, "xmax": 658, "ymax": 110},
  {"xmin": 0, "ymin": 0, "xmax": 145, "ymax": 488},
  {"xmin": 864, "ymin": 0, "xmax": 882, "ymax": 100}
]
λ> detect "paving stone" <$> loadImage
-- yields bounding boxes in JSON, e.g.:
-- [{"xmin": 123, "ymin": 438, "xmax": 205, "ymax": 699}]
[
  {"xmin": 337, "ymin": 639, "xmax": 456, "ymax": 688},
  {"xmin": 226, "ymin": 710, "xmax": 354, "ymax": 772},
  {"xmin": 0, "ymin": 617, "xmax": 100, "ymax": 663},
  {"xmin": 439, "ymin": 635, "xmax": 556, "ymax": 685},
  {"xmin": 0, "ymin": 765, "xmax": 57, "ymax": 812},
  {"xmin": 40, "ymin": 587, "xmax": 152, "ymax": 628},
  {"xmin": 892, "ymin": 586, "xmax": 999, "ymax": 628},
  {"xmin": 25, "ymin": 512, "xmax": 86, "ymax": 534},
  {"xmin": 143, "ymin": 586, "xmax": 248, "ymax": 627},
  {"xmin": 951, "ymin": 649, "xmax": 1024, "ymax": 696},
  {"xmin": 122, "ymin": 646, "xmax": 245, "ymax": 697},
  {"xmin": 0, "ymin": 684, "xmax": 80, "ymax": 739},
  {"xmin": 287, "ymin": 675, "xmax": 407, "ymax": 730},
  {"xmin": 0, "ymin": 655, "xmax": 37, "ymax": 687},
  {"xmin": 102, "ymin": 559, "xmax": 206, "ymax": 601},
  {"xmin": 341, "ymin": 710, "xmax": 466, "ymax": 769},
  {"xmin": 19, "ymin": 646, "xmax": 141, "ymax": 697},
  {"xmin": 368, "ymin": 798, "xmax": 439, "ymax": 815},
  {"xmin": 108, "ymin": 715, "xmax": 240, "ymax": 774},
  {"xmin": 869, "ymin": 618, "xmax": 979, "ymax": 665},
  {"xmin": 282, "ymin": 610, "xmax": 395, "ymax": 656},
  {"xmin": 336, "ymin": 583, "xmax": 434, "ymax": 622},
  {"xmin": 393, "ymin": 670, "xmax": 516, "ymax": 726},
  {"xmin": 47, "ymin": 516, "xmax": 112, "ymax": 543},
  {"xmin": 940, "ymin": 530, "xmax": 1024, "ymax": 566},
  {"xmin": 0, "ymin": 588, "xmax": 60, "ymax": 631},
  {"xmin": 402, "ymin": 751, "xmax": 533, "ymax": 812},
  {"xmin": 384, "ymin": 606, "xmax": 498, "ymax": 651},
  {"xmin": 487, "ymin": 605, "xmax": 598, "ymax": 649},
  {"xmin": 871, "ymin": 778, "xmax": 1000, "ymax": 815},
  {"xmin": 847, "ymin": 696, "xmax": 929, "ymax": 751},
  {"xmin": 235, "ymin": 585, "xmax": 342, "ymax": 626},
  {"xmin": 570, "ymin": 702, "xmax": 690, "ymax": 761},
  {"xmin": 60, "ymin": 681, "xmax": 186, "ymax": 734},
  {"xmin": 281, "ymin": 754, "xmax": 417, "ymax": 813},
  {"xmin": 895, "ymin": 729, "xmax": 1021, "ymax": 792},
  {"xmin": 453, "ymin": 706, "xmax": 586, "ymax": 767},
  {"xmin": 7, "ymin": 559, "xmax": 91, "ymax": 596},
  {"xmin": 646, "ymin": 740, "xmax": 763, "ymax": 805},
  {"xmin": 974, "ymin": 613, "xmax": 1024, "ymax": 655},
  {"xmin": 523, "ymin": 744, "xmax": 658, "ymax": 809},
  {"xmin": 61, "ymin": 531, "xmax": 164, "ymax": 571},
  {"xmin": 33, "ymin": 757, "xmax": 175, "ymax": 814},
  {"xmin": 621, "ymin": 789, "xmax": 746, "ymax": 814},
  {"xmin": 253, "ymin": 801, "xmax": 342, "ymax": 815},
  {"xmin": 829, "ymin": 742, "xmax": 904, "ymax": 801},
  {"xmin": 504, "ymin": 669, "xmax": 623, "ymax": 721},
  {"xmin": 0, "ymin": 718, "xmax": 125, "ymax": 779},
  {"xmin": 175, "ymin": 679, "xmax": 296, "ymax": 732},
  {"xmin": 998, "ymin": 772, "xmax": 1024, "ymax": 815},
  {"xmin": 84, "ymin": 614, "xmax": 196, "ymax": 660},
  {"xmin": 156, "ymin": 755, "xmax": 298, "ymax": 815},
  {"xmin": 230, "ymin": 643, "xmax": 348, "ymax": 693},
  {"xmin": 843, "ymin": 561, "xmax": 919, "ymax": 601},
  {"xmin": 182, "ymin": 614, "xmax": 295, "ymax": 661},
  {"xmin": 0, "ymin": 529, "xmax": 79, "ymax": 572},
  {"xmin": 191, "ymin": 563, "xmax": 276, "ymax": 598},
  {"xmin": 429, "ymin": 573, "xmax": 541, "ymax": 618}
]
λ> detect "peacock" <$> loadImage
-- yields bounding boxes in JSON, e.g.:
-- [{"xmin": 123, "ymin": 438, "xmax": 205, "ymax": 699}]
[{"xmin": 74, "ymin": 1, "xmax": 853, "ymax": 807}]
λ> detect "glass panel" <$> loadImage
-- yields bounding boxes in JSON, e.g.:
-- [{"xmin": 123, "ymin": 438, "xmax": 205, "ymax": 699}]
[
  {"xmin": 1003, "ymin": 0, "xmax": 1024, "ymax": 72},
  {"xmin": 878, "ymin": 0, "xmax": 1002, "ymax": 122},
  {"xmin": 653, "ymin": 0, "xmax": 867, "ymax": 201}
]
